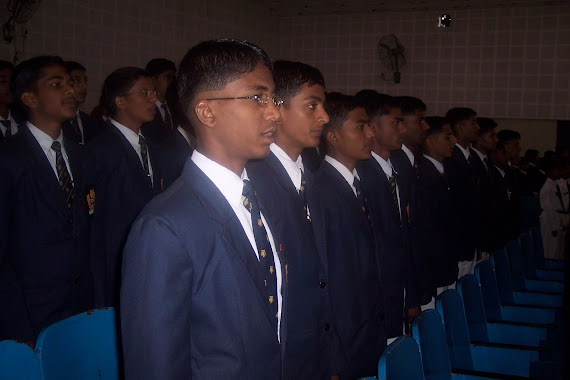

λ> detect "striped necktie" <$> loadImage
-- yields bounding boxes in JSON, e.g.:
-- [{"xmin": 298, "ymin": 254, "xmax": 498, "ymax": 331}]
[
  {"xmin": 51, "ymin": 141, "xmax": 74, "ymax": 224},
  {"xmin": 161, "ymin": 103, "xmax": 173, "ymax": 131},
  {"xmin": 353, "ymin": 177, "xmax": 372, "ymax": 227},
  {"xmin": 388, "ymin": 175, "xmax": 400, "ymax": 214},
  {"xmin": 138, "ymin": 135, "xmax": 153, "ymax": 190},
  {"xmin": 299, "ymin": 169, "xmax": 310, "ymax": 221},
  {"xmin": 242, "ymin": 179, "xmax": 278, "ymax": 326},
  {"xmin": 1, "ymin": 120, "xmax": 11, "ymax": 137}
]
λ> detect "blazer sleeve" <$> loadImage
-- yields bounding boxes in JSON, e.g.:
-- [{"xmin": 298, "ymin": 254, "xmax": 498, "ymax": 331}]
[{"xmin": 120, "ymin": 215, "xmax": 193, "ymax": 380}]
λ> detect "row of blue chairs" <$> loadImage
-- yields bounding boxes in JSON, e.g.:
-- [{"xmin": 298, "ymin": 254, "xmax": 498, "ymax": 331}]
[{"xmin": 0, "ymin": 308, "xmax": 119, "ymax": 380}]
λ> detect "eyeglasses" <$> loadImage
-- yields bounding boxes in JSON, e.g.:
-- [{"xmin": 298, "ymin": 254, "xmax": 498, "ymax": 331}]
[
  {"xmin": 205, "ymin": 94, "xmax": 283, "ymax": 110},
  {"xmin": 122, "ymin": 89, "xmax": 157, "ymax": 99}
]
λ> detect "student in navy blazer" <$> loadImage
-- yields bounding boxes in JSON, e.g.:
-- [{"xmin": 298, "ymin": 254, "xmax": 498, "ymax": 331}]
[
  {"xmin": 311, "ymin": 92, "xmax": 385, "ymax": 379},
  {"xmin": 417, "ymin": 117, "xmax": 459, "ymax": 297},
  {"xmin": 156, "ymin": 124, "xmax": 194, "ymax": 189},
  {"xmin": 443, "ymin": 107, "xmax": 480, "ymax": 278},
  {"xmin": 247, "ymin": 61, "xmax": 334, "ymax": 379},
  {"xmin": 88, "ymin": 67, "xmax": 162, "ymax": 307},
  {"xmin": 121, "ymin": 39, "xmax": 287, "ymax": 379},
  {"xmin": 355, "ymin": 93, "xmax": 421, "ymax": 340},
  {"xmin": 0, "ymin": 56, "xmax": 93, "ymax": 343}
]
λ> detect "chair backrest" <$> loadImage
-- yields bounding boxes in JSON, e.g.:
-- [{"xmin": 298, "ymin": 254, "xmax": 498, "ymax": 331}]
[
  {"xmin": 456, "ymin": 275, "xmax": 489, "ymax": 343},
  {"xmin": 505, "ymin": 239, "xmax": 527, "ymax": 290},
  {"xmin": 530, "ymin": 225, "xmax": 546, "ymax": 267},
  {"xmin": 474, "ymin": 260, "xmax": 504, "ymax": 321},
  {"xmin": 378, "ymin": 336, "xmax": 425, "ymax": 380},
  {"xmin": 435, "ymin": 290, "xmax": 474, "ymax": 371},
  {"xmin": 520, "ymin": 233, "xmax": 538, "ymax": 279},
  {"xmin": 0, "ymin": 340, "xmax": 42, "ymax": 380},
  {"xmin": 35, "ymin": 308, "xmax": 119, "ymax": 380},
  {"xmin": 490, "ymin": 249, "xmax": 515, "ymax": 304},
  {"xmin": 411, "ymin": 310, "xmax": 452, "ymax": 380}
]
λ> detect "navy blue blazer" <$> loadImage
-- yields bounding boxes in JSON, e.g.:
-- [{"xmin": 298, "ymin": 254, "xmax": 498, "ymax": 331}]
[
  {"xmin": 0, "ymin": 125, "xmax": 93, "ymax": 342},
  {"xmin": 141, "ymin": 105, "xmax": 173, "ymax": 145},
  {"xmin": 357, "ymin": 158, "xmax": 419, "ymax": 338},
  {"xmin": 61, "ymin": 110, "xmax": 105, "ymax": 145},
  {"xmin": 469, "ymin": 149, "xmax": 498, "ymax": 252},
  {"xmin": 390, "ymin": 149, "xmax": 433, "ymax": 305},
  {"xmin": 311, "ymin": 161, "xmax": 385, "ymax": 379},
  {"xmin": 120, "ymin": 159, "xmax": 287, "ymax": 379},
  {"xmin": 247, "ymin": 152, "xmax": 334, "ymax": 379},
  {"xmin": 156, "ymin": 128, "xmax": 192, "ymax": 190},
  {"xmin": 488, "ymin": 165, "xmax": 512, "ymax": 249},
  {"xmin": 443, "ymin": 146, "xmax": 478, "ymax": 261},
  {"xmin": 417, "ymin": 157, "xmax": 459, "ymax": 288},
  {"xmin": 87, "ymin": 122, "xmax": 162, "ymax": 307},
  {"xmin": 300, "ymin": 147, "xmax": 322, "ymax": 173}
]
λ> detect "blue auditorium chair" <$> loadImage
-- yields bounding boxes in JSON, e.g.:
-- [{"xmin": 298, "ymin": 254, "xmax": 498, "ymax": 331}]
[
  {"xmin": 491, "ymin": 249, "xmax": 563, "ymax": 308},
  {"xmin": 411, "ymin": 309, "xmax": 523, "ymax": 380},
  {"xmin": 435, "ymin": 291, "xmax": 561, "ymax": 379},
  {"xmin": 378, "ymin": 336, "xmax": 425, "ymax": 380},
  {"xmin": 456, "ymin": 275, "xmax": 548, "ymax": 348},
  {"xmin": 507, "ymin": 238, "xmax": 563, "ymax": 292},
  {"xmin": 0, "ymin": 340, "xmax": 42, "ymax": 380},
  {"xmin": 474, "ymin": 260, "xmax": 559, "ymax": 325},
  {"xmin": 34, "ymin": 307, "xmax": 119, "ymax": 380}
]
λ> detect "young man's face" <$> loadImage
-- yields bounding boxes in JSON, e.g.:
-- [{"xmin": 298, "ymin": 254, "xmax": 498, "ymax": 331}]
[
  {"xmin": 24, "ymin": 64, "xmax": 76, "ymax": 123},
  {"xmin": 427, "ymin": 123, "xmax": 456, "ymax": 160},
  {"xmin": 373, "ymin": 107, "xmax": 405, "ymax": 151},
  {"xmin": 459, "ymin": 115, "xmax": 480, "ymax": 143},
  {"xmin": 402, "ymin": 109, "xmax": 428, "ymax": 147},
  {"xmin": 278, "ymin": 83, "xmax": 329, "ymax": 152},
  {"xmin": 70, "ymin": 69, "xmax": 88, "ymax": 105},
  {"xmin": 155, "ymin": 69, "xmax": 176, "ymax": 102},
  {"xmin": 208, "ymin": 63, "xmax": 280, "ymax": 161},
  {"xmin": 119, "ymin": 76, "xmax": 157, "ymax": 124},
  {"xmin": 0, "ymin": 68, "xmax": 13, "ymax": 106},
  {"xmin": 476, "ymin": 128, "xmax": 498, "ymax": 153},
  {"xmin": 504, "ymin": 138, "xmax": 522, "ymax": 164},
  {"xmin": 334, "ymin": 107, "xmax": 374, "ymax": 162}
]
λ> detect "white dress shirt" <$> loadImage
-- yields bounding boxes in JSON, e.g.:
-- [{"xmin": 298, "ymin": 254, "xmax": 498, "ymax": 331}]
[
  {"xmin": 371, "ymin": 151, "xmax": 402, "ymax": 217},
  {"xmin": 27, "ymin": 121, "xmax": 73, "ymax": 182},
  {"xmin": 324, "ymin": 155, "xmax": 360, "ymax": 196},
  {"xmin": 191, "ymin": 150, "xmax": 283, "ymax": 340},
  {"xmin": 110, "ymin": 118, "xmax": 153, "ymax": 185},
  {"xmin": 455, "ymin": 143, "xmax": 471, "ymax": 160},
  {"xmin": 401, "ymin": 144, "xmax": 415, "ymax": 166},
  {"xmin": 0, "ymin": 111, "xmax": 18, "ymax": 136},
  {"xmin": 270, "ymin": 143, "xmax": 304, "ymax": 192},
  {"xmin": 424, "ymin": 154, "xmax": 445, "ymax": 174},
  {"xmin": 471, "ymin": 147, "xmax": 488, "ymax": 170}
]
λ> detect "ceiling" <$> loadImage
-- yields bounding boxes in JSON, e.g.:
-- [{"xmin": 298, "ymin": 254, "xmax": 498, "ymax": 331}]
[{"xmin": 262, "ymin": 0, "xmax": 566, "ymax": 17}]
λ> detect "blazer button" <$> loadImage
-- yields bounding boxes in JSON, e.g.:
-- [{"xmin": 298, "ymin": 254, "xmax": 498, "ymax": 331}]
[
  {"xmin": 324, "ymin": 323, "xmax": 330, "ymax": 331},
  {"xmin": 319, "ymin": 281, "xmax": 327, "ymax": 288}
]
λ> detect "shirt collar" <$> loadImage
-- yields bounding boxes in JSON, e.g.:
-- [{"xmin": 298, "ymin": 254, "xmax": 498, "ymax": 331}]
[
  {"xmin": 471, "ymin": 147, "xmax": 487, "ymax": 163},
  {"xmin": 494, "ymin": 165, "xmax": 506, "ymax": 177},
  {"xmin": 455, "ymin": 143, "xmax": 471, "ymax": 160},
  {"xmin": 371, "ymin": 151, "xmax": 394, "ymax": 178},
  {"xmin": 155, "ymin": 99, "xmax": 166, "ymax": 108},
  {"xmin": 191, "ymin": 150, "xmax": 247, "ymax": 209},
  {"xmin": 110, "ymin": 118, "xmax": 143, "ymax": 146},
  {"xmin": 423, "ymin": 154, "xmax": 444, "ymax": 174},
  {"xmin": 324, "ymin": 155, "xmax": 359, "ymax": 186},
  {"xmin": 27, "ymin": 121, "xmax": 63, "ymax": 150},
  {"xmin": 401, "ymin": 144, "xmax": 415, "ymax": 166},
  {"xmin": 270, "ymin": 143, "xmax": 304, "ymax": 190},
  {"xmin": 177, "ymin": 126, "xmax": 192, "ymax": 146},
  {"xmin": 0, "ymin": 110, "xmax": 15, "ymax": 122}
]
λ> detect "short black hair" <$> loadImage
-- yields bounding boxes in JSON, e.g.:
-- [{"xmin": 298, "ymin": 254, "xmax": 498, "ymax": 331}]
[
  {"xmin": 355, "ymin": 90, "xmax": 398, "ymax": 120},
  {"xmin": 272, "ymin": 60, "xmax": 325, "ymax": 105},
  {"xmin": 425, "ymin": 116, "xmax": 449, "ymax": 138},
  {"xmin": 177, "ymin": 39, "xmax": 272, "ymax": 117},
  {"xmin": 395, "ymin": 96, "xmax": 426, "ymax": 116},
  {"xmin": 321, "ymin": 92, "xmax": 364, "ymax": 153},
  {"xmin": 497, "ymin": 129, "xmax": 521, "ymax": 144},
  {"xmin": 476, "ymin": 117, "xmax": 497, "ymax": 135},
  {"xmin": 0, "ymin": 60, "xmax": 14, "ymax": 72},
  {"xmin": 64, "ymin": 60, "xmax": 86, "ymax": 73},
  {"xmin": 445, "ymin": 107, "xmax": 477, "ymax": 130},
  {"xmin": 12, "ymin": 55, "xmax": 65, "ymax": 115},
  {"xmin": 100, "ymin": 66, "xmax": 151, "ymax": 118},
  {"xmin": 145, "ymin": 58, "xmax": 176, "ymax": 77}
]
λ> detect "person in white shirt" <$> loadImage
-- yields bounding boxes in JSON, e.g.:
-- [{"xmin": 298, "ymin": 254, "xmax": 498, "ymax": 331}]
[{"xmin": 540, "ymin": 159, "xmax": 567, "ymax": 260}]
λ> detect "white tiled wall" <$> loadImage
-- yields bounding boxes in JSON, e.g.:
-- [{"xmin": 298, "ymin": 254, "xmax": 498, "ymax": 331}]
[
  {"xmin": 0, "ymin": 0, "xmax": 280, "ymax": 111},
  {"xmin": 276, "ymin": 5, "xmax": 570, "ymax": 120},
  {"xmin": 1, "ymin": 2, "xmax": 568, "ymax": 121}
]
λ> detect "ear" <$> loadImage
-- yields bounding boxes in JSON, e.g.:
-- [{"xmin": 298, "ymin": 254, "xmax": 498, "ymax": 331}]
[
  {"xmin": 115, "ymin": 95, "xmax": 127, "ymax": 112},
  {"xmin": 194, "ymin": 100, "xmax": 215, "ymax": 129},
  {"xmin": 21, "ymin": 91, "xmax": 38, "ymax": 110},
  {"xmin": 326, "ymin": 128, "xmax": 338, "ymax": 148}
]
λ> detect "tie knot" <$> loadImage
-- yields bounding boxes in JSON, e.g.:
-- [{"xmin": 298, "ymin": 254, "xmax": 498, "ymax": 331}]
[
  {"xmin": 51, "ymin": 141, "xmax": 62, "ymax": 152},
  {"xmin": 161, "ymin": 103, "xmax": 168, "ymax": 110},
  {"xmin": 242, "ymin": 179, "xmax": 254, "ymax": 198}
]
